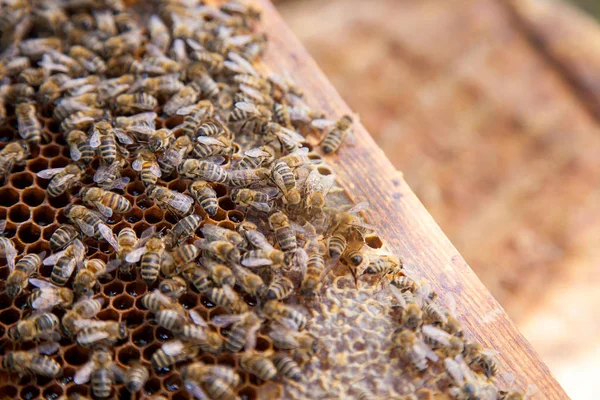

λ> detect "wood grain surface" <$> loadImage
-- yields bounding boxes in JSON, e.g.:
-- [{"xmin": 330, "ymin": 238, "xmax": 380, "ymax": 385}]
[{"xmin": 257, "ymin": 0, "xmax": 569, "ymax": 397}]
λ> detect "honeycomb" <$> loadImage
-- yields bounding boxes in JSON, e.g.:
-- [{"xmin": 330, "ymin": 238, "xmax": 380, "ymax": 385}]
[{"xmin": 0, "ymin": 0, "xmax": 524, "ymax": 399}]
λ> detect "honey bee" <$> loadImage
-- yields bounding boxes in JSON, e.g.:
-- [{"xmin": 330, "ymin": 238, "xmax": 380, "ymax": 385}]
[
  {"xmin": 444, "ymin": 355, "xmax": 495, "ymax": 400},
  {"xmin": 98, "ymin": 75, "xmax": 135, "ymax": 102},
  {"xmin": 363, "ymin": 254, "xmax": 402, "ymax": 276},
  {"xmin": 74, "ymin": 319, "xmax": 128, "ymax": 347},
  {"xmin": 124, "ymin": 362, "xmax": 149, "ymax": 394},
  {"xmin": 44, "ymin": 238, "xmax": 85, "ymax": 286},
  {"xmin": 268, "ymin": 325, "xmax": 318, "ymax": 361},
  {"xmin": 169, "ymin": 213, "xmax": 202, "ymax": 245},
  {"xmin": 53, "ymin": 93, "xmax": 104, "ymax": 121},
  {"xmin": 203, "ymin": 258, "xmax": 236, "ymax": 287},
  {"xmin": 142, "ymin": 54, "xmax": 181, "ymax": 75},
  {"xmin": 80, "ymin": 187, "xmax": 132, "ymax": 218},
  {"xmin": 6, "ymin": 252, "xmax": 44, "ymax": 298},
  {"xmin": 36, "ymin": 163, "xmax": 84, "ymax": 198},
  {"xmin": 182, "ymin": 264, "xmax": 213, "ymax": 293},
  {"xmin": 60, "ymin": 109, "xmax": 111, "ymax": 132},
  {"xmin": 164, "ymin": 84, "xmax": 200, "ymax": 116},
  {"xmin": 206, "ymin": 284, "xmax": 248, "ymax": 313},
  {"xmin": 16, "ymin": 102, "xmax": 43, "ymax": 144},
  {"xmin": 302, "ymin": 167, "xmax": 336, "ymax": 213},
  {"xmin": 67, "ymin": 130, "xmax": 94, "ymax": 164},
  {"xmin": 392, "ymin": 329, "xmax": 438, "ymax": 373},
  {"xmin": 269, "ymin": 212, "xmax": 297, "ymax": 256},
  {"xmin": 2, "ymin": 342, "xmax": 62, "ymax": 378},
  {"xmin": 264, "ymin": 276, "xmax": 294, "ymax": 300},
  {"xmin": 1, "ymin": 83, "xmax": 35, "ymax": 103},
  {"xmin": 235, "ymin": 145, "xmax": 276, "ymax": 169},
  {"xmin": 74, "ymin": 347, "xmax": 125, "ymax": 399},
  {"xmin": 93, "ymin": 156, "xmax": 130, "ymax": 191},
  {"xmin": 69, "ymin": 45, "xmax": 107, "ymax": 73},
  {"xmin": 230, "ymin": 262, "xmax": 267, "ymax": 297},
  {"xmin": 18, "ymin": 67, "xmax": 45, "ymax": 86},
  {"xmin": 201, "ymin": 240, "xmax": 240, "ymax": 265},
  {"xmin": 272, "ymin": 354, "xmax": 302, "ymax": 381},
  {"xmin": 182, "ymin": 361, "xmax": 241, "ymax": 389},
  {"xmin": 270, "ymin": 160, "xmax": 300, "ymax": 205},
  {"xmin": 189, "ymin": 48, "xmax": 224, "ymax": 75},
  {"xmin": 8, "ymin": 312, "xmax": 61, "ymax": 342},
  {"xmin": 193, "ymin": 135, "xmax": 233, "ymax": 159},
  {"xmin": 114, "ymin": 92, "xmax": 158, "ymax": 114},
  {"xmin": 155, "ymin": 306, "xmax": 187, "ymax": 334},
  {"xmin": 201, "ymin": 224, "xmax": 244, "ymax": 246},
  {"xmin": 262, "ymin": 300, "xmax": 307, "ymax": 331},
  {"xmin": 227, "ymin": 167, "xmax": 269, "ymax": 187},
  {"xmin": 177, "ymin": 100, "xmax": 215, "ymax": 138},
  {"xmin": 193, "ymin": 72, "xmax": 220, "ymax": 98},
  {"xmin": 149, "ymin": 14, "xmax": 171, "ymax": 51},
  {"xmin": 148, "ymin": 128, "xmax": 176, "ymax": 153},
  {"xmin": 28, "ymin": 278, "xmax": 74, "ymax": 310},
  {"xmin": 212, "ymin": 311, "xmax": 262, "ymax": 353},
  {"xmin": 241, "ymin": 352, "xmax": 277, "ymax": 381},
  {"xmin": 0, "ymin": 226, "xmax": 17, "ymax": 272},
  {"xmin": 64, "ymin": 205, "xmax": 113, "ymax": 240},
  {"xmin": 147, "ymin": 184, "xmax": 194, "ymax": 217},
  {"xmin": 158, "ymin": 276, "xmax": 187, "ymax": 300},
  {"xmin": 50, "ymin": 225, "xmax": 79, "ymax": 251},
  {"xmin": 59, "ymin": 75, "xmax": 102, "ymax": 95},
  {"xmin": 90, "ymin": 120, "xmax": 133, "ymax": 165},
  {"xmin": 463, "ymin": 341, "xmax": 499, "ymax": 378},
  {"xmin": 158, "ymin": 135, "xmax": 194, "ymax": 176},
  {"xmin": 74, "ymin": 258, "xmax": 117, "ymax": 297},
  {"xmin": 0, "ymin": 140, "xmax": 29, "ymax": 184},
  {"xmin": 229, "ymin": 100, "xmax": 271, "ymax": 128},
  {"xmin": 62, "ymin": 296, "xmax": 105, "ymax": 336},
  {"xmin": 38, "ymin": 73, "xmax": 69, "ymax": 105},
  {"xmin": 178, "ymin": 158, "xmax": 228, "ymax": 183},
  {"xmin": 231, "ymin": 187, "xmax": 276, "ymax": 212},
  {"xmin": 125, "ymin": 235, "xmax": 167, "ymax": 284},
  {"xmin": 421, "ymin": 325, "xmax": 464, "ymax": 357},
  {"xmin": 189, "ymin": 181, "xmax": 219, "ymax": 217},
  {"xmin": 301, "ymin": 240, "xmax": 328, "ymax": 299},
  {"xmin": 0, "ymin": 56, "xmax": 30, "ymax": 79},
  {"xmin": 151, "ymin": 340, "xmax": 199, "ymax": 369},
  {"xmin": 264, "ymin": 122, "xmax": 307, "ymax": 153},
  {"xmin": 141, "ymin": 289, "xmax": 174, "ymax": 312},
  {"xmin": 131, "ymin": 147, "xmax": 161, "ymax": 186},
  {"xmin": 312, "ymin": 115, "xmax": 354, "ymax": 154}
]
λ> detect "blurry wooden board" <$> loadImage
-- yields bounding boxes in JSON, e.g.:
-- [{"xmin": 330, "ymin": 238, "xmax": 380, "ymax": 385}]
[{"xmin": 257, "ymin": 0, "xmax": 569, "ymax": 397}]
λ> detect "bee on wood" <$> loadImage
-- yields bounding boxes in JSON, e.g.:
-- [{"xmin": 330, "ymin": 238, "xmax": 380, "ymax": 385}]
[
  {"xmin": 2, "ymin": 342, "xmax": 62, "ymax": 378},
  {"xmin": 463, "ymin": 341, "xmax": 499, "ymax": 378},
  {"xmin": 37, "ymin": 163, "xmax": 85, "ymax": 198},
  {"xmin": 16, "ymin": 102, "xmax": 43, "ymax": 144},
  {"xmin": 80, "ymin": 187, "xmax": 132, "ymax": 218},
  {"xmin": 74, "ymin": 347, "xmax": 125, "ymax": 399},
  {"xmin": 28, "ymin": 278, "xmax": 74, "ymax": 310},
  {"xmin": 312, "ymin": 114, "xmax": 355, "ymax": 154},
  {"xmin": 6, "ymin": 252, "xmax": 44, "ymax": 298},
  {"xmin": 147, "ymin": 184, "xmax": 194, "ymax": 217}
]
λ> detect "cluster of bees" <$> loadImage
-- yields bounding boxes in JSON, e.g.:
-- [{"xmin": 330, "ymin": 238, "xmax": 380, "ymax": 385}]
[{"xmin": 0, "ymin": 0, "xmax": 528, "ymax": 399}]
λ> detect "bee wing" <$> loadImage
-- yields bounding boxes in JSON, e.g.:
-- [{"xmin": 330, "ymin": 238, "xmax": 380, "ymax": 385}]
[
  {"xmin": 74, "ymin": 219, "xmax": 95, "ymax": 237},
  {"xmin": 189, "ymin": 309, "xmax": 208, "ymax": 327},
  {"xmin": 80, "ymin": 330, "xmax": 110, "ymax": 344},
  {"xmin": 346, "ymin": 201, "xmax": 369, "ymax": 214},
  {"xmin": 162, "ymin": 340, "xmax": 185, "ymax": 356},
  {"xmin": 311, "ymin": 119, "xmax": 335, "ymax": 130},
  {"xmin": 168, "ymin": 192, "xmax": 194, "ymax": 212},
  {"xmin": 241, "ymin": 257, "xmax": 272, "ymax": 268},
  {"xmin": 137, "ymin": 226, "xmax": 157, "ymax": 246},
  {"xmin": 244, "ymin": 147, "xmax": 269, "ymax": 158},
  {"xmin": 132, "ymin": 159, "xmax": 143, "ymax": 171},
  {"xmin": 36, "ymin": 168, "xmax": 65, "ymax": 179},
  {"xmin": 227, "ymin": 52, "xmax": 258, "ymax": 77},
  {"xmin": 51, "ymin": 173, "xmax": 77, "ymax": 188},
  {"xmin": 106, "ymin": 177, "xmax": 130, "ymax": 191},
  {"xmin": 98, "ymin": 224, "xmax": 118, "ymax": 251},
  {"xmin": 0, "ymin": 220, "xmax": 5, "ymax": 234},
  {"xmin": 32, "ymin": 289, "xmax": 60, "ymax": 310},
  {"xmin": 273, "ymin": 126, "xmax": 305, "ymax": 148},
  {"xmin": 161, "ymin": 148, "xmax": 184, "ymax": 167},
  {"xmin": 481, "ymin": 348, "xmax": 501, "ymax": 357},
  {"xmin": 74, "ymin": 360, "xmax": 95, "ymax": 384},
  {"xmin": 385, "ymin": 281, "xmax": 407, "ymax": 309},
  {"xmin": 248, "ymin": 201, "xmax": 271, "ymax": 213},
  {"xmin": 36, "ymin": 341, "xmax": 59, "ymax": 355},
  {"xmin": 415, "ymin": 338, "xmax": 438, "ymax": 363},
  {"xmin": 43, "ymin": 249, "xmax": 68, "ymax": 266},
  {"xmin": 268, "ymin": 326, "xmax": 299, "ymax": 347},
  {"xmin": 184, "ymin": 380, "xmax": 211, "ymax": 400},
  {"xmin": 245, "ymin": 323, "xmax": 260, "ymax": 352},
  {"xmin": 239, "ymin": 84, "xmax": 267, "ymax": 103},
  {"xmin": 70, "ymin": 145, "xmax": 82, "ymax": 161},
  {"xmin": 234, "ymin": 101, "xmax": 259, "ymax": 115},
  {"xmin": 1, "ymin": 241, "xmax": 17, "ymax": 272},
  {"xmin": 94, "ymin": 202, "xmax": 113, "ymax": 218},
  {"xmin": 93, "ymin": 164, "xmax": 111, "ymax": 183},
  {"xmin": 245, "ymin": 231, "xmax": 273, "ymax": 251},
  {"xmin": 211, "ymin": 313, "xmax": 244, "ymax": 328},
  {"xmin": 111, "ymin": 364, "xmax": 126, "ymax": 382},
  {"xmin": 150, "ymin": 163, "xmax": 162, "ymax": 178},
  {"xmin": 125, "ymin": 245, "xmax": 146, "ymax": 263},
  {"xmin": 422, "ymin": 325, "xmax": 451, "ymax": 347},
  {"xmin": 29, "ymin": 278, "xmax": 58, "ymax": 289},
  {"xmin": 114, "ymin": 129, "xmax": 134, "ymax": 145},
  {"xmin": 295, "ymin": 248, "xmax": 308, "ymax": 279},
  {"xmin": 89, "ymin": 130, "xmax": 101, "ymax": 148},
  {"xmin": 176, "ymin": 104, "xmax": 197, "ymax": 115},
  {"xmin": 197, "ymin": 136, "xmax": 225, "ymax": 146},
  {"xmin": 73, "ymin": 319, "xmax": 107, "ymax": 329}
]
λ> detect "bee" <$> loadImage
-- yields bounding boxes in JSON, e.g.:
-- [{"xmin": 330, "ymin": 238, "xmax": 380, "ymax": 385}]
[
  {"xmin": 189, "ymin": 181, "xmax": 219, "ymax": 217},
  {"xmin": 190, "ymin": 50, "xmax": 224, "ymax": 75},
  {"xmin": 131, "ymin": 147, "xmax": 161, "ymax": 187},
  {"xmin": 264, "ymin": 122, "xmax": 306, "ymax": 153},
  {"xmin": 80, "ymin": 187, "xmax": 132, "ymax": 218},
  {"xmin": 363, "ymin": 254, "xmax": 402, "ymax": 276},
  {"xmin": 182, "ymin": 361, "xmax": 241, "ymax": 389},
  {"xmin": 177, "ymin": 100, "xmax": 215, "ymax": 138},
  {"xmin": 312, "ymin": 115, "xmax": 354, "ymax": 154},
  {"xmin": 463, "ymin": 341, "xmax": 499, "ymax": 378},
  {"xmin": 235, "ymin": 145, "xmax": 276, "ymax": 169},
  {"xmin": 302, "ymin": 167, "xmax": 335, "ymax": 213},
  {"xmin": 182, "ymin": 264, "xmax": 213, "ymax": 293},
  {"xmin": 444, "ymin": 355, "xmax": 491, "ymax": 400},
  {"xmin": 401, "ymin": 303, "xmax": 424, "ymax": 331},
  {"xmin": 62, "ymin": 296, "xmax": 105, "ymax": 336},
  {"xmin": 147, "ymin": 184, "xmax": 194, "ymax": 217},
  {"xmin": 59, "ymin": 75, "xmax": 102, "ymax": 96},
  {"xmin": 74, "ymin": 258, "xmax": 117, "ymax": 297},
  {"xmin": 227, "ymin": 167, "xmax": 269, "ymax": 187},
  {"xmin": 67, "ymin": 130, "xmax": 95, "ymax": 164},
  {"xmin": 203, "ymin": 258, "xmax": 236, "ymax": 287},
  {"xmin": 18, "ymin": 67, "xmax": 45, "ymax": 86},
  {"xmin": 151, "ymin": 340, "xmax": 199, "ymax": 369},
  {"xmin": 272, "ymin": 354, "xmax": 302, "ymax": 381},
  {"xmin": 205, "ymin": 284, "xmax": 247, "ymax": 313},
  {"xmin": 0, "ymin": 56, "xmax": 30, "ymax": 79},
  {"xmin": 201, "ymin": 240, "xmax": 240, "ymax": 264},
  {"xmin": 107, "ymin": 54, "xmax": 145, "ymax": 75},
  {"xmin": 28, "ymin": 278, "xmax": 74, "ymax": 310},
  {"xmin": 272, "ymin": 102, "xmax": 292, "ymax": 128},
  {"xmin": 421, "ymin": 325, "xmax": 464, "ymax": 357},
  {"xmin": 69, "ymin": 45, "xmax": 106, "ymax": 73},
  {"xmin": 141, "ymin": 54, "xmax": 181, "ymax": 75},
  {"xmin": 125, "ymin": 363, "xmax": 149, "ymax": 393},
  {"xmin": 53, "ymin": 93, "xmax": 104, "ymax": 121},
  {"xmin": 6, "ymin": 252, "xmax": 44, "ymax": 298},
  {"xmin": 155, "ymin": 307, "xmax": 187, "ymax": 334},
  {"xmin": 36, "ymin": 163, "xmax": 84, "ymax": 198},
  {"xmin": 230, "ymin": 262, "xmax": 267, "ymax": 297},
  {"xmin": 74, "ymin": 319, "xmax": 128, "ymax": 347},
  {"xmin": 1, "ymin": 83, "xmax": 35, "ymax": 103},
  {"xmin": 16, "ymin": 102, "xmax": 43, "ymax": 144},
  {"xmin": 270, "ymin": 160, "xmax": 301, "ymax": 204},
  {"xmin": 264, "ymin": 276, "xmax": 294, "ymax": 300},
  {"xmin": 262, "ymin": 300, "xmax": 307, "ymax": 331},
  {"xmin": 38, "ymin": 73, "xmax": 70, "ymax": 105},
  {"xmin": 169, "ymin": 214, "xmax": 201, "ymax": 246},
  {"xmin": 60, "ymin": 109, "xmax": 111, "ymax": 132},
  {"xmin": 196, "ymin": 119, "xmax": 231, "ymax": 138},
  {"xmin": 212, "ymin": 311, "xmax": 262, "ymax": 353},
  {"xmin": 194, "ymin": 72, "xmax": 220, "ymax": 98},
  {"xmin": 342, "ymin": 248, "xmax": 364, "ymax": 268},
  {"xmin": 229, "ymin": 101, "xmax": 271, "ymax": 128},
  {"xmin": 201, "ymin": 224, "xmax": 244, "ymax": 246},
  {"xmin": 8, "ymin": 312, "xmax": 60, "ymax": 342},
  {"xmin": 158, "ymin": 277, "xmax": 187, "ymax": 300},
  {"xmin": 269, "ymin": 212, "xmax": 297, "ymax": 255},
  {"xmin": 44, "ymin": 238, "xmax": 85, "ymax": 286},
  {"xmin": 392, "ymin": 329, "xmax": 438, "ymax": 373},
  {"xmin": 149, "ymin": 14, "xmax": 171, "ymax": 51},
  {"xmin": 64, "ymin": 205, "xmax": 112, "ymax": 239},
  {"xmin": 0, "ymin": 140, "xmax": 29, "ymax": 184},
  {"xmin": 179, "ymin": 309, "xmax": 224, "ymax": 354},
  {"xmin": 98, "ymin": 75, "xmax": 135, "ymax": 102},
  {"xmin": 164, "ymin": 84, "xmax": 200, "ymax": 116},
  {"xmin": 178, "ymin": 158, "xmax": 228, "ymax": 183},
  {"xmin": 126, "ymin": 235, "xmax": 167, "ymax": 284},
  {"xmin": 268, "ymin": 325, "xmax": 318, "ymax": 361},
  {"xmin": 93, "ymin": 156, "xmax": 130, "ymax": 191},
  {"xmin": 114, "ymin": 112, "xmax": 157, "ymax": 139},
  {"xmin": 90, "ymin": 120, "xmax": 133, "ymax": 165},
  {"xmin": 141, "ymin": 289, "xmax": 174, "ymax": 312},
  {"xmin": 231, "ymin": 187, "xmax": 276, "ymax": 212},
  {"xmin": 240, "ymin": 352, "xmax": 277, "ymax": 382},
  {"xmin": 2, "ymin": 342, "xmax": 62, "ymax": 378},
  {"xmin": 192, "ymin": 135, "xmax": 233, "ymax": 159},
  {"xmin": 159, "ymin": 135, "xmax": 194, "ymax": 176},
  {"xmin": 74, "ymin": 348, "xmax": 125, "ymax": 399},
  {"xmin": 40, "ymin": 50, "xmax": 85, "ymax": 77},
  {"xmin": 148, "ymin": 128, "xmax": 175, "ymax": 153},
  {"xmin": 0, "ymin": 227, "xmax": 17, "ymax": 272},
  {"xmin": 114, "ymin": 93, "xmax": 158, "ymax": 114}
]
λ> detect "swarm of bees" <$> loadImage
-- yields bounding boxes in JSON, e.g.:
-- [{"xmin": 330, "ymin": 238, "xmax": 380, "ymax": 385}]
[{"xmin": 0, "ymin": 0, "xmax": 527, "ymax": 399}]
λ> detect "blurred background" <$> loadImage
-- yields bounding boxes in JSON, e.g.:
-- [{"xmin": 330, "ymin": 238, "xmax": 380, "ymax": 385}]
[{"xmin": 275, "ymin": 0, "xmax": 600, "ymax": 398}]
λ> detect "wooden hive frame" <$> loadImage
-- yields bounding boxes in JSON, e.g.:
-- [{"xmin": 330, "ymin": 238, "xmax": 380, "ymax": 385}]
[{"xmin": 255, "ymin": 0, "xmax": 568, "ymax": 397}]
